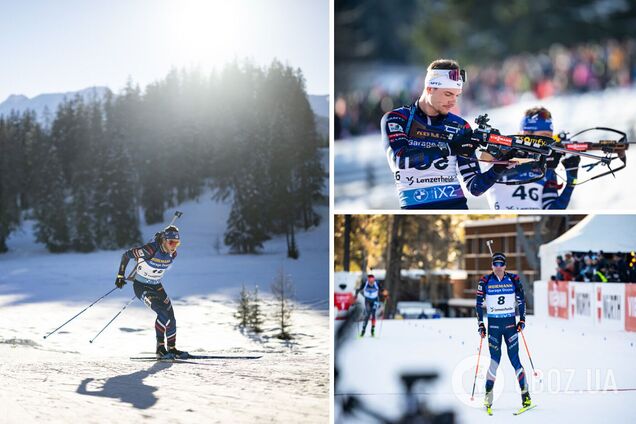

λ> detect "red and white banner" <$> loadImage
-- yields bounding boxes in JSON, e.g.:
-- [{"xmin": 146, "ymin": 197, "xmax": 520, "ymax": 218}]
[
  {"xmin": 334, "ymin": 292, "xmax": 354, "ymax": 319},
  {"xmin": 538, "ymin": 281, "xmax": 636, "ymax": 332},
  {"xmin": 548, "ymin": 280, "xmax": 569, "ymax": 319},
  {"xmin": 625, "ymin": 284, "xmax": 636, "ymax": 332}
]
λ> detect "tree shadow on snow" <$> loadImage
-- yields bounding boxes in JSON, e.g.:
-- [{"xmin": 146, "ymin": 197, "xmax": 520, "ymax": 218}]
[{"xmin": 76, "ymin": 362, "xmax": 172, "ymax": 409}]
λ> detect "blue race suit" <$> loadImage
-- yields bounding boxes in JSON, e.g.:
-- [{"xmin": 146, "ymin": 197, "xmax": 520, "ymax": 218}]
[
  {"xmin": 476, "ymin": 272, "xmax": 528, "ymax": 392},
  {"xmin": 355, "ymin": 280, "xmax": 383, "ymax": 331},
  {"xmin": 119, "ymin": 240, "xmax": 178, "ymax": 347},
  {"xmin": 382, "ymin": 102, "xmax": 505, "ymax": 209}
]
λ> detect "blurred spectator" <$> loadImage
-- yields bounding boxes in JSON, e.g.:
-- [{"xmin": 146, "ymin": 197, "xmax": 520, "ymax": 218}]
[
  {"xmin": 336, "ymin": 38, "xmax": 636, "ymax": 139},
  {"xmin": 555, "ymin": 250, "xmax": 636, "ymax": 282}
]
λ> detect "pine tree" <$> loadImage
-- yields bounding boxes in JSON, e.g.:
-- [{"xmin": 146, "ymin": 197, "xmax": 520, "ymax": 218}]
[
  {"xmin": 271, "ymin": 267, "xmax": 295, "ymax": 340},
  {"xmin": 32, "ymin": 143, "xmax": 70, "ymax": 252},
  {"xmin": 235, "ymin": 284, "xmax": 251, "ymax": 328},
  {"xmin": 248, "ymin": 285, "xmax": 265, "ymax": 333}
]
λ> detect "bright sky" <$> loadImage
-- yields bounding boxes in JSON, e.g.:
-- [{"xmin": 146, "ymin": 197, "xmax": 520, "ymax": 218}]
[{"xmin": 0, "ymin": 0, "xmax": 329, "ymax": 100}]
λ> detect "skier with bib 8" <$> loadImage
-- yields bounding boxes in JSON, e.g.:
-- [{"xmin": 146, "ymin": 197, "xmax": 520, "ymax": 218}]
[
  {"xmin": 476, "ymin": 253, "xmax": 532, "ymax": 412},
  {"xmin": 115, "ymin": 225, "xmax": 188, "ymax": 359}
]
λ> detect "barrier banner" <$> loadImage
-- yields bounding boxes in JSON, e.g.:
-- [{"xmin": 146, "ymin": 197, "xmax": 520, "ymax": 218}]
[
  {"xmin": 570, "ymin": 283, "xmax": 594, "ymax": 324},
  {"xmin": 548, "ymin": 280, "xmax": 569, "ymax": 319},
  {"xmin": 595, "ymin": 283, "xmax": 624, "ymax": 331},
  {"xmin": 625, "ymin": 284, "xmax": 636, "ymax": 332},
  {"xmin": 334, "ymin": 292, "xmax": 355, "ymax": 319}
]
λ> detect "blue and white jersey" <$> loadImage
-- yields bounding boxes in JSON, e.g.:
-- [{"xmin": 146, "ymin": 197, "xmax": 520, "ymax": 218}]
[
  {"xmin": 357, "ymin": 281, "xmax": 380, "ymax": 300},
  {"xmin": 123, "ymin": 241, "xmax": 177, "ymax": 285},
  {"xmin": 476, "ymin": 272, "xmax": 525, "ymax": 320},
  {"xmin": 486, "ymin": 167, "xmax": 574, "ymax": 210},
  {"xmin": 382, "ymin": 103, "xmax": 501, "ymax": 209}
]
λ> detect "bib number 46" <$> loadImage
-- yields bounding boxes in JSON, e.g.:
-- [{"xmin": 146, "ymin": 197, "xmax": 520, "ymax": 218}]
[{"xmin": 512, "ymin": 186, "xmax": 539, "ymax": 201}]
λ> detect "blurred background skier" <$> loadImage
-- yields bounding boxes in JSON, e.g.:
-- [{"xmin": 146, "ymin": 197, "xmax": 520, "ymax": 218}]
[{"xmin": 355, "ymin": 274, "xmax": 385, "ymax": 337}]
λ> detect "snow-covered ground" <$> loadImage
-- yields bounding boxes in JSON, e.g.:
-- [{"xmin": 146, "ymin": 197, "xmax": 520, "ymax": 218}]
[
  {"xmin": 335, "ymin": 86, "xmax": 636, "ymax": 210},
  {"xmin": 336, "ymin": 317, "xmax": 636, "ymax": 423},
  {"xmin": 0, "ymin": 193, "xmax": 329, "ymax": 423}
]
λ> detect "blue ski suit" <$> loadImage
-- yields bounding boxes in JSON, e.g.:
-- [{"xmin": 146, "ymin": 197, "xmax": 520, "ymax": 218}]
[
  {"xmin": 476, "ymin": 272, "xmax": 528, "ymax": 392},
  {"xmin": 355, "ymin": 280, "xmax": 383, "ymax": 330},
  {"xmin": 119, "ymin": 240, "xmax": 178, "ymax": 347}
]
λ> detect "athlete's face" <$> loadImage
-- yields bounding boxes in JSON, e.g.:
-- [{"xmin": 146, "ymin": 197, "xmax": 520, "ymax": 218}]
[
  {"xmin": 492, "ymin": 261, "xmax": 506, "ymax": 274},
  {"xmin": 426, "ymin": 87, "xmax": 461, "ymax": 115},
  {"xmin": 368, "ymin": 277, "xmax": 376, "ymax": 285},
  {"xmin": 163, "ymin": 239, "xmax": 180, "ymax": 254}
]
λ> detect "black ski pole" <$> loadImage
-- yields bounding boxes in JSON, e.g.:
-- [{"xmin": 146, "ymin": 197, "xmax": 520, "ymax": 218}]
[
  {"xmin": 43, "ymin": 287, "xmax": 118, "ymax": 339},
  {"xmin": 89, "ymin": 295, "xmax": 137, "ymax": 344}
]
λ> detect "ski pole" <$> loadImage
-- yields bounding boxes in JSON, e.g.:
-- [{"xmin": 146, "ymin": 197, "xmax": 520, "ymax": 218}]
[
  {"xmin": 470, "ymin": 336, "xmax": 484, "ymax": 401},
  {"xmin": 43, "ymin": 287, "xmax": 118, "ymax": 339},
  {"xmin": 168, "ymin": 210, "xmax": 183, "ymax": 227},
  {"xmin": 379, "ymin": 299, "xmax": 387, "ymax": 338},
  {"xmin": 486, "ymin": 240, "xmax": 494, "ymax": 256},
  {"xmin": 519, "ymin": 329, "xmax": 538, "ymax": 376},
  {"xmin": 89, "ymin": 295, "xmax": 136, "ymax": 344}
]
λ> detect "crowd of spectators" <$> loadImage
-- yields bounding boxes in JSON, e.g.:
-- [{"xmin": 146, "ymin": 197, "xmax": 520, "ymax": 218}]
[
  {"xmin": 335, "ymin": 39, "xmax": 636, "ymax": 139},
  {"xmin": 554, "ymin": 251, "xmax": 636, "ymax": 283}
]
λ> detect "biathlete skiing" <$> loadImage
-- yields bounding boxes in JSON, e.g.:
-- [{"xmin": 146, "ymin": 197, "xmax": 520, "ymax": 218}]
[
  {"xmin": 355, "ymin": 274, "xmax": 385, "ymax": 337},
  {"xmin": 476, "ymin": 252, "xmax": 533, "ymax": 415},
  {"xmin": 115, "ymin": 224, "xmax": 188, "ymax": 359}
]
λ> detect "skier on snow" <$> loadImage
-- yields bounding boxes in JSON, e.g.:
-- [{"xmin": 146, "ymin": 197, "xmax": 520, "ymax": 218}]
[
  {"xmin": 355, "ymin": 274, "xmax": 384, "ymax": 337},
  {"xmin": 476, "ymin": 253, "xmax": 532, "ymax": 411},
  {"xmin": 115, "ymin": 225, "xmax": 188, "ymax": 359},
  {"xmin": 483, "ymin": 106, "xmax": 580, "ymax": 209},
  {"xmin": 381, "ymin": 59, "xmax": 514, "ymax": 209}
]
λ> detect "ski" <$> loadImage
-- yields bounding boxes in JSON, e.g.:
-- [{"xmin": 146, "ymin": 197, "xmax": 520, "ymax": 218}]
[
  {"xmin": 513, "ymin": 404, "xmax": 537, "ymax": 415},
  {"xmin": 130, "ymin": 354, "xmax": 262, "ymax": 360}
]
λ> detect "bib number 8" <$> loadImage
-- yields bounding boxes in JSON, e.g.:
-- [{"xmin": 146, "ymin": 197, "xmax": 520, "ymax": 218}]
[{"xmin": 497, "ymin": 296, "xmax": 505, "ymax": 305}]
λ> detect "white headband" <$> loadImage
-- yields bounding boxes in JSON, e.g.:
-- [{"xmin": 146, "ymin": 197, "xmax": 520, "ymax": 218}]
[{"xmin": 424, "ymin": 69, "xmax": 463, "ymax": 90}]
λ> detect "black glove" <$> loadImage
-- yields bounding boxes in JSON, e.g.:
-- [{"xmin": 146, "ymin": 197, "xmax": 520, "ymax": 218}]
[
  {"xmin": 449, "ymin": 130, "xmax": 478, "ymax": 157},
  {"xmin": 478, "ymin": 321, "xmax": 486, "ymax": 338},
  {"xmin": 115, "ymin": 275, "xmax": 127, "ymax": 289},
  {"xmin": 561, "ymin": 155, "xmax": 580, "ymax": 181},
  {"xmin": 546, "ymin": 150, "xmax": 563, "ymax": 169},
  {"xmin": 516, "ymin": 318, "xmax": 525, "ymax": 332}
]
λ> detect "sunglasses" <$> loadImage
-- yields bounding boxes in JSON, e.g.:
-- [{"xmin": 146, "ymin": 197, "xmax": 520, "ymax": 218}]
[
  {"xmin": 447, "ymin": 68, "xmax": 468, "ymax": 83},
  {"xmin": 166, "ymin": 239, "xmax": 180, "ymax": 247},
  {"xmin": 492, "ymin": 262, "xmax": 505, "ymax": 267}
]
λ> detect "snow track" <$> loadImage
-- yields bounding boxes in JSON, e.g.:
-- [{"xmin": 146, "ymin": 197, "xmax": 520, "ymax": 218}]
[{"xmin": 336, "ymin": 317, "xmax": 636, "ymax": 423}]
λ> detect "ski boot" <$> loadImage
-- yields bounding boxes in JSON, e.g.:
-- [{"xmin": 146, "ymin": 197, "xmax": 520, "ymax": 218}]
[
  {"xmin": 156, "ymin": 343, "xmax": 169, "ymax": 359},
  {"xmin": 521, "ymin": 389, "xmax": 531, "ymax": 408},
  {"xmin": 360, "ymin": 326, "xmax": 366, "ymax": 337},
  {"xmin": 371, "ymin": 326, "xmax": 375, "ymax": 337},
  {"xmin": 484, "ymin": 388, "xmax": 493, "ymax": 415},
  {"xmin": 167, "ymin": 346, "xmax": 190, "ymax": 359}
]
